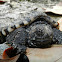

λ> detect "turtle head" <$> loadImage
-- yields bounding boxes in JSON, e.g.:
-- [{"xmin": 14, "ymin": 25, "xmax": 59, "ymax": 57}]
[{"xmin": 27, "ymin": 24, "xmax": 53, "ymax": 48}]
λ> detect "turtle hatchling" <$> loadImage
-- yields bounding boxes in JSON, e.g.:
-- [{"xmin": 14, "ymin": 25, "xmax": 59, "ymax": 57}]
[{"xmin": 0, "ymin": 2, "xmax": 62, "ymax": 54}]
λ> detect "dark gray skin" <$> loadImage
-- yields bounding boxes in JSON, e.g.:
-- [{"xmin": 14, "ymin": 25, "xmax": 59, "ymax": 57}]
[{"xmin": 6, "ymin": 16, "xmax": 62, "ymax": 54}]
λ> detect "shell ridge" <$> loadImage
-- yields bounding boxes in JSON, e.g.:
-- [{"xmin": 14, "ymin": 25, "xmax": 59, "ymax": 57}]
[{"xmin": 0, "ymin": 10, "xmax": 58, "ymax": 36}]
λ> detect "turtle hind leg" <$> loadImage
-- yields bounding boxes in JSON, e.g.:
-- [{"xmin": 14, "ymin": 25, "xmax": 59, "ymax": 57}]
[
  {"xmin": 53, "ymin": 28, "xmax": 62, "ymax": 44},
  {"xmin": 6, "ymin": 27, "xmax": 28, "ymax": 54}
]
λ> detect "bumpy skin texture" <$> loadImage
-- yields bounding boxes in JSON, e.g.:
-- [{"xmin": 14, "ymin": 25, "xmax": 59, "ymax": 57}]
[{"xmin": 6, "ymin": 27, "xmax": 28, "ymax": 54}]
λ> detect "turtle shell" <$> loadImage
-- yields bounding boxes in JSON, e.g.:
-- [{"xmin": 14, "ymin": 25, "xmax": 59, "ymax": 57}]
[{"xmin": 0, "ymin": 2, "xmax": 58, "ymax": 36}]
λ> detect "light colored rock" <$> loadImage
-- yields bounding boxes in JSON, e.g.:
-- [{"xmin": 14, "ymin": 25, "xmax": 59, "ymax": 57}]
[
  {"xmin": 45, "ymin": 2, "xmax": 62, "ymax": 15},
  {"xmin": 0, "ymin": 1, "xmax": 44, "ymax": 29},
  {"xmin": 0, "ymin": 43, "xmax": 10, "ymax": 55},
  {"xmin": 45, "ymin": 5, "xmax": 62, "ymax": 15}
]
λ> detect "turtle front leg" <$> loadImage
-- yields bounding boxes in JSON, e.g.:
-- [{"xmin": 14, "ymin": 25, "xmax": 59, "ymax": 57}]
[
  {"xmin": 53, "ymin": 28, "xmax": 62, "ymax": 44},
  {"xmin": 6, "ymin": 27, "xmax": 28, "ymax": 54}
]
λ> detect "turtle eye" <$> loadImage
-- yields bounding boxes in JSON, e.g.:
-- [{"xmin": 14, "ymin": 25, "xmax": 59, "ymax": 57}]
[{"xmin": 36, "ymin": 30, "xmax": 44, "ymax": 37}]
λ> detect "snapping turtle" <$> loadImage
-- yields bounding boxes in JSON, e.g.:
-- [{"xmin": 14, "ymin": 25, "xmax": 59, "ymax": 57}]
[
  {"xmin": 5, "ymin": 11, "xmax": 59, "ymax": 50},
  {"xmin": 5, "ymin": 10, "xmax": 61, "ymax": 53},
  {"xmin": 0, "ymin": 2, "xmax": 62, "ymax": 54}
]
